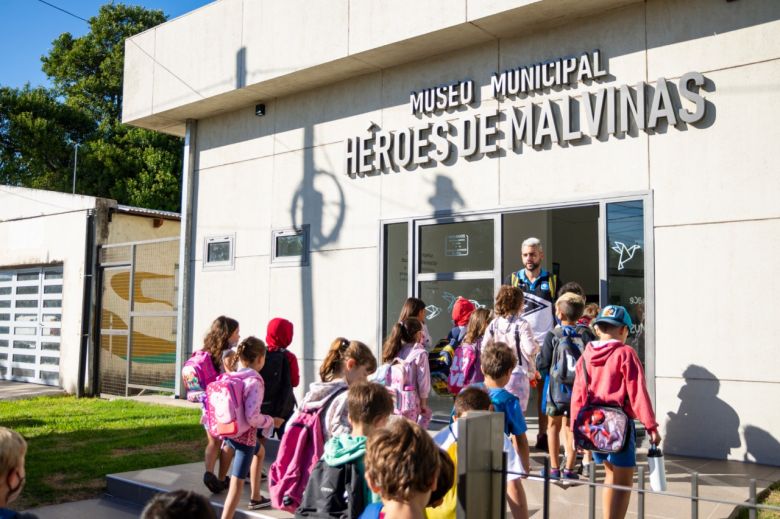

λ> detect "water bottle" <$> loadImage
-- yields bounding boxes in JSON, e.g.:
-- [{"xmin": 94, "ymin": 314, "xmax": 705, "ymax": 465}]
[{"xmin": 647, "ymin": 444, "xmax": 667, "ymax": 491}]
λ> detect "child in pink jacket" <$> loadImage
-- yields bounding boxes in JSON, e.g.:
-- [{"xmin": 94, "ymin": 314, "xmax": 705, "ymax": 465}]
[{"xmin": 221, "ymin": 337, "xmax": 284, "ymax": 518}]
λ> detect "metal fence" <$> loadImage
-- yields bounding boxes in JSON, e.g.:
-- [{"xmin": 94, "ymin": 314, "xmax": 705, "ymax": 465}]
[
  {"xmin": 458, "ymin": 412, "xmax": 780, "ymax": 519},
  {"xmin": 97, "ymin": 237, "xmax": 179, "ymax": 396}
]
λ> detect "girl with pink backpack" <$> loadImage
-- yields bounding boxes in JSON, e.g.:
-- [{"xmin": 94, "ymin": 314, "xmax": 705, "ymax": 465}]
[
  {"xmin": 486, "ymin": 286, "xmax": 540, "ymax": 413},
  {"xmin": 378, "ymin": 317, "xmax": 432, "ymax": 428},
  {"xmin": 181, "ymin": 316, "xmax": 240, "ymax": 494},
  {"xmin": 219, "ymin": 337, "xmax": 284, "ymax": 517},
  {"xmin": 448, "ymin": 307, "xmax": 492, "ymax": 394}
]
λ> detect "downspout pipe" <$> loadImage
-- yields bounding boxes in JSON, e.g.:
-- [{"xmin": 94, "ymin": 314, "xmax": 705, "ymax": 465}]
[
  {"xmin": 175, "ymin": 119, "xmax": 197, "ymax": 399},
  {"xmin": 77, "ymin": 209, "xmax": 96, "ymax": 397}
]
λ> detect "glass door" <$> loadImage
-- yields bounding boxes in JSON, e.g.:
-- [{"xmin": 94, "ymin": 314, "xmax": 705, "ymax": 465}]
[{"xmin": 414, "ymin": 215, "xmax": 501, "ymax": 415}]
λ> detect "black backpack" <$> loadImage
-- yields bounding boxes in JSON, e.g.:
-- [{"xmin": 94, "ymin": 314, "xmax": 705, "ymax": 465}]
[
  {"xmin": 547, "ymin": 326, "xmax": 586, "ymax": 412},
  {"xmin": 260, "ymin": 350, "xmax": 296, "ymax": 420},
  {"xmin": 294, "ymin": 457, "xmax": 366, "ymax": 519}
]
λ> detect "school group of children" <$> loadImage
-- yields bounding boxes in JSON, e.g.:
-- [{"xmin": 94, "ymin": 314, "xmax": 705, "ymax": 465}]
[{"xmin": 168, "ymin": 275, "xmax": 661, "ymax": 519}]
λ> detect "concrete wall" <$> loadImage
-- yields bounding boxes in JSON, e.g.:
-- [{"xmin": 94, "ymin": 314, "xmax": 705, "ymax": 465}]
[
  {"xmin": 179, "ymin": 0, "xmax": 780, "ymax": 463},
  {"xmin": 0, "ymin": 187, "xmax": 98, "ymax": 394},
  {"xmin": 106, "ymin": 213, "xmax": 180, "ymax": 244}
]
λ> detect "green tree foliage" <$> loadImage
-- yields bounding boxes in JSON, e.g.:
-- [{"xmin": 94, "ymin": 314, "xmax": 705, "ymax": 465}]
[{"xmin": 0, "ymin": 4, "xmax": 183, "ymax": 211}]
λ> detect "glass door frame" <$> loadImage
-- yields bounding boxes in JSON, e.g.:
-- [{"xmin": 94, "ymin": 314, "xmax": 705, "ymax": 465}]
[{"xmin": 377, "ymin": 190, "xmax": 655, "ymax": 399}]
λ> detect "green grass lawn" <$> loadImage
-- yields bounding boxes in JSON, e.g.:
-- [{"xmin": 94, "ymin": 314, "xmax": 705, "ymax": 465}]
[
  {"xmin": 0, "ymin": 396, "xmax": 205, "ymax": 510},
  {"xmin": 736, "ymin": 480, "xmax": 780, "ymax": 519}
]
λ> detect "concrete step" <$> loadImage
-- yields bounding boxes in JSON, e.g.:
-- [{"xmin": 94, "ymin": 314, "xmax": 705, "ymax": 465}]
[
  {"xmin": 26, "ymin": 496, "xmax": 143, "ymax": 519},
  {"xmin": 105, "ymin": 439, "xmax": 291, "ymax": 519}
]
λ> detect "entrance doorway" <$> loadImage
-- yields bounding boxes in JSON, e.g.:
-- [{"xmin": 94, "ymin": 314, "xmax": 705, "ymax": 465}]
[{"xmin": 380, "ymin": 197, "xmax": 650, "ymax": 418}]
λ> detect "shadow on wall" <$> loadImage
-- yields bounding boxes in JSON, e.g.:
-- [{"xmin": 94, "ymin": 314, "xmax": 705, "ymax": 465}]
[
  {"xmin": 291, "ymin": 125, "xmax": 346, "ymax": 388},
  {"xmin": 665, "ymin": 365, "xmax": 741, "ymax": 460},
  {"xmin": 428, "ymin": 175, "xmax": 465, "ymax": 217}
]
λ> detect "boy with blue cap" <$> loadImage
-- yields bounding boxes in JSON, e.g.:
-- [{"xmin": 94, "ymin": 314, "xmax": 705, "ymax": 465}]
[{"xmin": 570, "ymin": 305, "xmax": 661, "ymax": 519}]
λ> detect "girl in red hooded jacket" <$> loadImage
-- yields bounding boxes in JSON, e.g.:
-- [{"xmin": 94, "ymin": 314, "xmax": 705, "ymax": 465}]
[
  {"xmin": 266, "ymin": 317, "xmax": 299, "ymax": 388},
  {"xmin": 571, "ymin": 305, "xmax": 661, "ymax": 519}
]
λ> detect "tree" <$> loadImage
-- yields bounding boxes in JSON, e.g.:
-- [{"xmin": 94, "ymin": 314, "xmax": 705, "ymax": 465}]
[{"xmin": 0, "ymin": 4, "xmax": 183, "ymax": 211}]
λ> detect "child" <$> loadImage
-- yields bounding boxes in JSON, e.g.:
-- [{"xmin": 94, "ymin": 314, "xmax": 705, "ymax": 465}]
[
  {"xmin": 486, "ymin": 286, "xmax": 539, "ymax": 412},
  {"xmin": 425, "ymin": 449, "xmax": 455, "ymax": 514},
  {"xmin": 381, "ymin": 317, "xmax": 432, "ymax": 428},
  {"xmin": 398, "ymin": 297, "xmax": 432, "ymax": 352},
  {"xmin": 361, "ymin": 419, "xmax": 441, "ymax": 519},
  {"xmin": 221, "ymin": 337, "xmax": 283, "ymax": 518},
  {"xmin": 266, "ymin": 317, "xmax": 300, "ymax": 388},
  {"xmin": 537, "ymin": 292, "xmax": 586, "ymax": 480},
  {"xmin": 447, "ymin": 308, "xmax": 491, "ymax": 393},
  {"xmin": 571, "ymin": 306, "xmax": 661, "ymax": 519},
  {"xmin": 198, "ymin": 316, "xmax": 240, "ymax": 494},
  {"xmin": 295, "ymin": 338, "xmax": 377, "ymax": 440},
  {"xmin": 481, "ymin": 341, "xmax": 531, "ymax": 519},
  {"xmin": 141, "ymin": 489, "xmax": 216, "ymax": 519},
  {"xmin": 581, "ymin": 303, "xmax": 600, "ymax": 327},
  {"xmin": 446, "ymin": 297, "xmax": 475, "ymax": 348},
  {"xmin": 0, "ymin": 427, "xmax": 37, "ymax": 519},
  {"xmin": 297, "ymin": 381, "xmax": 394, "ymax": 518},
  {"xmin": 429, "ymin": 387, "xmax": 526, "ymax": 519}
]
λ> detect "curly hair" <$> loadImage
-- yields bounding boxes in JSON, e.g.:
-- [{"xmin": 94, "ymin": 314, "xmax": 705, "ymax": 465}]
[
  {"xmin": 480, "ymin": 340, "xmax": 517, "ymax": 379},
  {"xmin": 203, "ymin": 316, "xmax": 238, "ymax": 371},
  {"xmin": 365, "ymin": 418, "xmax": 441, "ymax": 502},
  {"xmin": 494, "ymin": 285, "xmax": 524, "ymax": 317},
  {"xmin": 320, "ymin": 338, "xmax": 377, "ymax": 382}
]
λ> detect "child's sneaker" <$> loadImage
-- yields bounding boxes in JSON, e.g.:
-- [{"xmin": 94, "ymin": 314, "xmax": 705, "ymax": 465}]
[
  {"xmin": 203, "ymin": 471, "xmax": 222, "ymax": 493},
  {"xmin": 562, "ymin": 469, "xmax": 579, "ymax": 481},
  {"xmin": 248, "ymin": 497, "xmax": 272, "ymax": 510},
  {"xmin": 540, "ymin": 467, "xmax": 561, "ymax": 480}
]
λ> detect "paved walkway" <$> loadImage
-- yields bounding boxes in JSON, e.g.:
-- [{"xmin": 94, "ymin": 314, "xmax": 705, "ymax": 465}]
[{"xmin": 0, "ymin": 380, "xmax": 65, "ymax": 400}]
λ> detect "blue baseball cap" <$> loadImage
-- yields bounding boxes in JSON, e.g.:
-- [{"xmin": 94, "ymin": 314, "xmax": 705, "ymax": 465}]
[{"xmin": 593, "ymin": 305, "xmax": 633, "ymax": 328}]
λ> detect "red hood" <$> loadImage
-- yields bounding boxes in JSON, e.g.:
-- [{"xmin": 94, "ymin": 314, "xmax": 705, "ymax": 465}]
[
  {"xmin": 452, "ymin": 297, "xmax": 475, "ymax": 326},
  {"xmin": 266, "ymin": 317, "xmax": 293, "ymax": 351},
  {"xmin": 582, "ymin": 340, "xmax": 623, "ymax": 367}
]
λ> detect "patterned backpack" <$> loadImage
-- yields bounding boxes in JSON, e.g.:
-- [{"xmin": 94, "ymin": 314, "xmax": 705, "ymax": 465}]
[
  {"xmin": 376, "ymin": 348, "xmax": 426, "ymax": 422},
  {"xmin": 181, "ymin": 350, "xmax": 219, "ymax": 403},
  {"xmin": 547, "ymin": 325, "xmax": 586, "ymax": 413},
  {"xmin": 204, "ymin": 370, "xmax": 260, "ymax": 439},
  {"xmin": 447, "ymin": 339, "xmax": 482, "ymax": 394}
]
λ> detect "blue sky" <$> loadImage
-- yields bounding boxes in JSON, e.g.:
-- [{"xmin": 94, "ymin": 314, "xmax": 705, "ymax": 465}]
[{"xmin": 0, "ymin": 0, "xmax": 212, "ymax": 89}]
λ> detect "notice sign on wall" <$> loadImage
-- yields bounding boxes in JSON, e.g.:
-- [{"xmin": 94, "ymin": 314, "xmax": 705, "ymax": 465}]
[
  {"xmin": 445, "ymin": 234, "xmax": 469, "ymax": 257},
  {"xmin": 345, "ymin": 50, "xmax": 711, "ymax": 177}
]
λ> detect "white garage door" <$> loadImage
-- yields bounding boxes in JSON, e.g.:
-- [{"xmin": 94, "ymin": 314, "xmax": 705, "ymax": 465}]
[{"xmin": 0, "ymin": 266, "xmax": 63, "ymax": 386}]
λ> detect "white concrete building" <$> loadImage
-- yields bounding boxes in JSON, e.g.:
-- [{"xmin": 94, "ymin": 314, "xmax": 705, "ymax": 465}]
[
  {"xmin": 0, "ymin": 186, "xmax": 180, "ymax": 395},
  {"xmin": 122, "ymin": 0, "xmax": 780, "ymax": 465}
]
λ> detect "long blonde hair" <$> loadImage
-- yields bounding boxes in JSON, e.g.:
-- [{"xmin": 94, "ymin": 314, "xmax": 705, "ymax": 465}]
[{"xmin": 203, "ymin": 316, "xmax": 238, "ymax": 370}]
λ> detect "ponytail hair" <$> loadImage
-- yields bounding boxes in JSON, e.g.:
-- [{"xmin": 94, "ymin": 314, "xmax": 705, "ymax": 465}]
[
  {"xmin": 398, "ymin": 297, "xmax": 426, "ymax": 322},
  {"xmin": 382, "ymin": 317, "xmax": 423, "ymax": 363},
  {"xmin": 203, "ymin": 316, "xmax": 239, "ymax": 370},
  {"xmin": 236, "ymin": 336, "xmax": 266, "ymax": 365},
  {"xmin": 320, "ymin": 338, "xmax": 377, "ymax": 382}
]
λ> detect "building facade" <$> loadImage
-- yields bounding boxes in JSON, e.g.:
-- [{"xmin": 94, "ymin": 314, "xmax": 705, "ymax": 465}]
[{"xmin": 123, "ymin": 0, "xmax": 780, "ymax": 465}]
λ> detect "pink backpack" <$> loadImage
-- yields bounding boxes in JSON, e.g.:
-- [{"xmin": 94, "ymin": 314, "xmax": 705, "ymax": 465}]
[
  {"xmin": 376, "ymin": 349, "xmax": 426, "ymax": 422},
  {"xmin": 447, "ymin": 339, "xmax": 482, "ymax": 394},
  {"xmin": 204, "ymin": 370, "xmax": 260, "ymax": 439},
  {"xmin": 269, "ymin": 389, "xmax": 346, "ymax": 512},
  {"xmin": 182, "ymin": 350, "xmax": 219, "ymax": 403}
]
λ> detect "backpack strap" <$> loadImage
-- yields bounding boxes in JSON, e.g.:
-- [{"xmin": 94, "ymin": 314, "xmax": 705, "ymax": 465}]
[
  {"xmin": 513, "ymin": 327, "xmax": 524, "ymax": 368},
  {"xmin": 510, "ymin": 271, "xmax": 518, "ymax": 287},
  {"xmin": 549, "ymin": 274, "xmax": 558, "ymax": 299}
]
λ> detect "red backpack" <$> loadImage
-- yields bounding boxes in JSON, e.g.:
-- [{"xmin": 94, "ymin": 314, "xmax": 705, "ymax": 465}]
[
  {"xmin": 181, "ymin": 350, "xmax": 219, "ymax": 403},
  {"xmin": 269, "ymin": 388, "xmax": 346, "ymax": 512}
]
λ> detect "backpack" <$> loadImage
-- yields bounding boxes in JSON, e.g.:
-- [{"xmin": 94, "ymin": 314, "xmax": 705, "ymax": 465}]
[
  {"xmin": 572, "ymin": 361, "xmax": 630, "ymax": 454},
  {"xmin": 182, "ymin": 350, "xmax": 219, "ymax": 403},
  {"xmin": 376, "ymin": 349, "xmax": 426, "ymax": 422},
  {"xmin": 204, "ymin": 370, "xmax": 260, "ymax": 439},
  {"xmin": 260, "ymin": 350, "xmax": 296, "ymax": 420},
  {"xmin": 447, "ymin": 338, "xmax": 481, "ymax": 395},
  {"xmin": 547, "ymin": 326, "xmax": 586, "ymax": 413},
  {"xmin": 269, "ymin": 389, "xmax": 347, "ymax": 512},
  {"xmin": 294, "ymin": 457, "xmax": 366, "ymax": 518}
]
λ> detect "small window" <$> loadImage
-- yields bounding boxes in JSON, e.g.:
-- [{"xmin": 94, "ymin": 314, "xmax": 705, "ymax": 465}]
[
  {"xmin": 272, "ymin": 226, "xmax": 309, "ymax": 267},
  {"xmin": 203, "ymin": 235, "xmax": 235, "ymax": 271}
]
